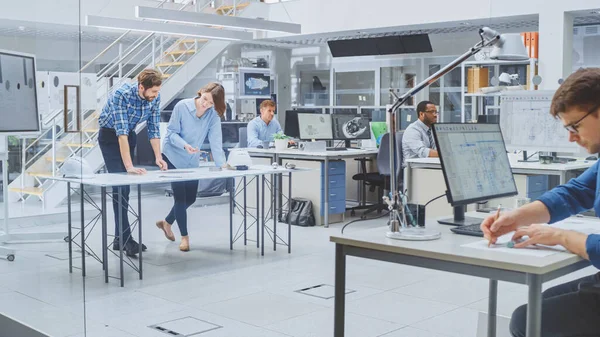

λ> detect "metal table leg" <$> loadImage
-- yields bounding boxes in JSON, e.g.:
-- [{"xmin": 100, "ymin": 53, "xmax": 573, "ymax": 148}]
[
  {"xmin": 67, "ymin": 182, "xmax": 72, "ymax": 273},
  {"xmin": 261, "ymin": 175, "xmax": 265, "ymax": 256},
  {"xmin": 138, "ymin": 184, "xmax": 142, "ymax": 280},
  {"xmin": 80, "ymin": 183, "xmax": 85, "ymax": 277},
  {"xmin": 256, "ymin": 176, "xmax": 260, "ymax": 248},
  {"xmin": 101, "ymin": 187, "xmax": 108, "ymax": 283},
  {"xmin": 526, "ymin": 274, "xmax": 542, "ymax": 337},
  {"xmin": 488, "ymin": 279, "xmax": 498, "ymax": 337},
  {"xmin": 229, "ymin": 178, "xmax": 234, "ymax": 250},
  {"xmin": 334, "ymin": 243, "xmax": 346, "ymax": 337},
  {"xmin": 288, "ymin": 172, "xmax": 292, "ymax": 254},
  {"xmin": 324, "ymin": 157, "xmax": 330, "ymax": 228},
  {"xmin": 118, "ymin": 186, "xmax": 124, "ymax": 287},
  {"xmin": 273, "ymin": 173, "xmax": 276, "ymax": 251},
  {"xmin": 243, "ymin": 176, "xmax": 247, "ymax": 246}
]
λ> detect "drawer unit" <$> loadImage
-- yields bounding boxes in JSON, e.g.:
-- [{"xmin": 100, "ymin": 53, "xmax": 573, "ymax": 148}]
[
  {"xmin": 526, "ymin": 175, "xmax": 554, "ymax": 200},
  {"xmin": 320, "ymin": 160, "xmax": 346, "ymax": 215}
]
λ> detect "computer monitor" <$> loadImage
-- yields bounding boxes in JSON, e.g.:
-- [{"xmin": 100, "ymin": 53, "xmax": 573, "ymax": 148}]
[
  {"xmin": 297, "ymin": 113, "xmax": 333, "ymax": 140},
  {"xmin": 284, "ymin": 110, "xmax": 304, "ymax": 138},
  {"xmin": 201, "ymin": 122, "xmax": 246, "ymax": 150},
  {"xmin": 432, "ymin": 123, "xmax": 518, "ymax": 226},
  {"xmin": 331, "ymin": 114, "xmax": 371, "ymax": 147},
  {"xmin": 477, "ymin": 115, "xmax": 499, "ymax": 124}
]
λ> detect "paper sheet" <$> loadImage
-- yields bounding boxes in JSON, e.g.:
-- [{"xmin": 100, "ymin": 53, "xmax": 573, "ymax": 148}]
[{"xmin": 460, "ymin": 218, "xmax": 600, "ymax": 257}]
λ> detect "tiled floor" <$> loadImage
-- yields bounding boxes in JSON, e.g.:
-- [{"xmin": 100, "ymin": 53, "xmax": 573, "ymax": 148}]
[{"xmin": 0, "ymin": 194, "xmax": 598, "ymax": 337}]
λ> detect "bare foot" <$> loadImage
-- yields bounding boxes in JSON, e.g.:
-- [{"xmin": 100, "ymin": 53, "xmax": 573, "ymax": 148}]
[
  {"xmin": 179, "ymin": 236, "xmax": 190, "ymax": 252},
  {"xmin": 156, "ymin": 220, "xmax": 175, "ymax": 241}
]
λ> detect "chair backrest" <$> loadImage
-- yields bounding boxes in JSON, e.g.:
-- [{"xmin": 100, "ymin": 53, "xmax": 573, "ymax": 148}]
[
  {"xmin": 376, "ymin": 131, "xmax": 404, "ymax": 183},
  {"xmin": 239, "ymin": 127, "xmax": 248, "ymax": 148}
]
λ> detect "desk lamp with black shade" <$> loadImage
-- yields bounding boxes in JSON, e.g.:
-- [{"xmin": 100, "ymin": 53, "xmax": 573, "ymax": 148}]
[{"xmin": 384, "ymin": 28, "xmax": 529, "ymax": 241}]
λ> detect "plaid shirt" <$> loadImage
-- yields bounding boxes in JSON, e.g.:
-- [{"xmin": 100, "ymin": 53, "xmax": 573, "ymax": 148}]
[{"xmin": 99, "ymin": 83, "xmax": 161, "ymax": 139}]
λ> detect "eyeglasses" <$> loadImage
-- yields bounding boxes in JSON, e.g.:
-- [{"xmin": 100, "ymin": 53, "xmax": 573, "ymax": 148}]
[
  {"xmin": 424, "ymin": 110, "xmax": 439, "ymax": 115},
  {"xmin": 563, "ymin": 104, "xmax": 599, "ymax": 134}
]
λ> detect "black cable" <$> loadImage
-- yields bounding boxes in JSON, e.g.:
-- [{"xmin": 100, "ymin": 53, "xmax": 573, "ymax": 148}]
[
  {"xmin": 424, "ymin": 193, "xmax": 446, "ymax": 207},
  {"xmin": 341, "ymin": 211, "xmax": 390, "ymax": 234}
]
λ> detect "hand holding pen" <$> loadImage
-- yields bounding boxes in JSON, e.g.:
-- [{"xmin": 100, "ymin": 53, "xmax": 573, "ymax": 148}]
[{"xmin": 480, "ymin": 204, "xmax": 520, "ymax": 247}]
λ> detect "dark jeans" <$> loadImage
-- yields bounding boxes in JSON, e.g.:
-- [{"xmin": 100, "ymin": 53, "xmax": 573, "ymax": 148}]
[
  {"xmin": 510, "ymin": 272, "xmax": 600, "ymax": 337},
  {"xmin": 162, "ymin": 154, "xmax": 198, "ymax": 237},
  {"xmin": 98, "ymin": 128, "xmax": 137, "ymax": 241}
]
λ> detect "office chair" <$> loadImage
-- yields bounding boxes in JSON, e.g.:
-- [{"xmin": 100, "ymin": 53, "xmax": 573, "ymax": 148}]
[
  {"xmin": 349, "ymin": 132, "xmax": 404, "ymax": 219},
  {"xmin": 312, "ymin": 76, "xmax": 326, "ymax": 91},
  {"xmin": 238, "ymin": 127, "xmax": 248, "ymax": 148}
]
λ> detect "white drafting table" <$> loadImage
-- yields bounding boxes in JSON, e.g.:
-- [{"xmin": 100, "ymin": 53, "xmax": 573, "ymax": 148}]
[
  {"xmin": 244, "ymin": 148, "xmax": 379, "ymax": 227},
  {"xmin": 47, "ymin": 165, "xmax": 309, "ymax": 287},
  {"xmin": 404, "ymin": 157, "xmax": 594, "ymax": 198},
  {"xmin": 330, "ymin": 215, "xmax": 594, "ymax": 337}
]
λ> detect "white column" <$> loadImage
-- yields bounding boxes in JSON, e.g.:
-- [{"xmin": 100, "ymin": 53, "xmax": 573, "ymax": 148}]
[{"xmin": 538, "ymin": 10, "xmax": 574, "ymax": 90}]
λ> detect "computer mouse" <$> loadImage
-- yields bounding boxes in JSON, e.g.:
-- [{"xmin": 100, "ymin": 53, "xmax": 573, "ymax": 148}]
[
  {"xmin": 586, "ymin": 156, "xmax": 598, "ymax": 161},
  {"xmin": 257, "ymin": 145, "xmax": 264, "ymax": 149}
]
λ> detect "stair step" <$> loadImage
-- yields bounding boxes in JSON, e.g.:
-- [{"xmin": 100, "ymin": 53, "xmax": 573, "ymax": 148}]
[
  {"xmin": 162, "ymin": 74, "xmax": 172, "ymax": 79},
  {"xmin": 216, "ymin": 3, "xmax": 249, "ymax": 14},
  {"xmin": 65, "ymin": 143, "xmax": 95, "ymax": 148},
  {"xmin": 155, "ymin": 61, "xmax": 185, "ymax": 67},
  {"xmin": 179, "ymin": 38, "xmax": 208, "ymax": 44},
  {"xmin": 83, "ymin": 128, "xmax": 99, "ymax": 133},
  {"xmin": 165, "ymin": 50, "xmax": 196, "ymax": 56},
  {"xmin": 45, "ymin": 157, "xmax": 66, "ymax": 163},
  {"xmin": 28, "ymin": 172, "xmax": 54, "ymax": 178},
  {"xmin": 9, "ymin": 187, "xmax": 44, "ymax": 196}
]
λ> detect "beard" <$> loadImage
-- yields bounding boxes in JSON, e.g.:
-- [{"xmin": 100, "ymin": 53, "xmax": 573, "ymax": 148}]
[{"xmin": 141, "ymin": 89, "xmax": 157, "ymax": 102}]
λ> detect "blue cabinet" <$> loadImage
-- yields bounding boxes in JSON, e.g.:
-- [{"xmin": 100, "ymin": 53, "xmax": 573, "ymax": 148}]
[
  {"xmin": 526, "ymin": 175, "xmax": 550, "ymax": 200},
  {"xmin": 320, "ymin": 161, "xmax": 346, "ymax": 216}
]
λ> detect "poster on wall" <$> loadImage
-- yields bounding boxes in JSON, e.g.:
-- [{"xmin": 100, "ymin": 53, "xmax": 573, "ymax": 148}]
[
  {"xmin": 0, "ymin": 50, "xmax": 40, "ymax": 133},
  {"xmin": 240, "ymin": 70, "xmax": 271, "ymax": 97}
]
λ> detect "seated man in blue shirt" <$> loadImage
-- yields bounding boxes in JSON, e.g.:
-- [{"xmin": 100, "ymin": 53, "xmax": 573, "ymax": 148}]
[
  {"xmin": 247, "ymin": 99, "xmax": 282, "ymax": 148},
  {"xmin": 401, "ymin": 100, "xmax": 439, "ymax": 167},
  {"xmin": 481, "ymin": 68, "xmax": 600, "ymax": 337}
]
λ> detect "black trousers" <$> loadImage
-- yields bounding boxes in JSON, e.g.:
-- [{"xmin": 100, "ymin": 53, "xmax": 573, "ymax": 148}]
[
  {"xmin": 98, "ymin": 128, "xmax": 137, "ymax": 241},
  {"xmin": 162, "ymin": 154, "xmax": 198, "ymax": 237},
  {"xmin": 510, "ymin": 272, "xmax": 600, "ymax": 337}
]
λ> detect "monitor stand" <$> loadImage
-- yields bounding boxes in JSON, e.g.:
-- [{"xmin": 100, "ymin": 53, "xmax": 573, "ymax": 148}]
[
  {"xmin": 437, "ymin": 205, "xmax": 482, "ymax": 227},
  {"xmin": 326, "ymin": 140, "xmax": 350, "ymax": 151},
  {"xmin": 517, "ymin": 150, "xmax": 537, "ymax": 163}
]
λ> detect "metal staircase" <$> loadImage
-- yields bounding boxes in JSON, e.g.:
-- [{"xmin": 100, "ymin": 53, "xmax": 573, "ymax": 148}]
[{"xmin": 7, "ymin": 0, "xmax": 258, "ymax": 209}]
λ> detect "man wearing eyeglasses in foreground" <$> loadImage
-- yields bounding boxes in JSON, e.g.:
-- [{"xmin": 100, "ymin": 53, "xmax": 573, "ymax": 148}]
[
  {"xmin": 481, "ymin": 68, "xmax": 600, "ymax": 337},
  {"xmin": 401, "ymin": 100, "xmax": 439, "ymax": 167}
]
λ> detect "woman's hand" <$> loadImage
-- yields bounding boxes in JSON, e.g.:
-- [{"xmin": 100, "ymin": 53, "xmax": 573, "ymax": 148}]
[{"xmin": 184, "ymin": 144, "xmax": 200, "ymax": 154}]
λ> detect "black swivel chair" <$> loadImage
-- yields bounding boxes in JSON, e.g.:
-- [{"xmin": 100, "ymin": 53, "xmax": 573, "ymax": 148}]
[
  {"xmin": 349, "ymin": 132, "xmax": 404, "ymax": 219},
  {"xmin": 312, "ymin": 76, "xmax": 326, "ymax": 91}
]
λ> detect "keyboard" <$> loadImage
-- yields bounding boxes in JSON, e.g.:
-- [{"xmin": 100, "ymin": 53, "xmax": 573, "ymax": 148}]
[
  {"xmin": 450, "ymin": 224, "xmax": 485, "ymax": 237},
  {"xmin": 326, "ymin": 147, "xmax": 347, "ymax": 151}
]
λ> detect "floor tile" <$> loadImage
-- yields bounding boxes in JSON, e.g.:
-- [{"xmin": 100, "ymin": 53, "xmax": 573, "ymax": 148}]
[
  {"xmin": 379, "ymin": 326, "xmax": 451, "ymax": 337},
  {"xmin": 410, "ymin": 307, "xmax": 481, "ymax": 337},
  {"xmin": 346, "ymin": 292, "xmax": 458, "ymax": 326},
  {"xmin": 266, "ymin": 308, "xmax": 403, "ymax": 337},
  {"xmin": 200, "ymin": 292, "xmax": 327, "ymax": 327}
]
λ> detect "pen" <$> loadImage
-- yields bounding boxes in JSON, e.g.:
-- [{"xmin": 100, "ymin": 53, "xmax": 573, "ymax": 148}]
[{"xmin": 488, "ymin": 205, "xmax": 502, "ymax": 247}]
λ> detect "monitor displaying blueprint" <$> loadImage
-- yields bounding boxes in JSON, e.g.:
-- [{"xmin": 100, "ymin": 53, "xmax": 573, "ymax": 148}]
[{"xmin": 433, "ymin": 123, "xmax": 518, "ymax": 206}]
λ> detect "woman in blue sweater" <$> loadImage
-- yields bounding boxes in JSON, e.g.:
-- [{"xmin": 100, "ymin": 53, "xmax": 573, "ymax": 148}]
[
  {"xmin": 482, "ymin": 68, "xmax": 600, "ymax": 337},
  {"xmin": 156, "ymin": 83, "xmax": 226, "ymax": 251}
]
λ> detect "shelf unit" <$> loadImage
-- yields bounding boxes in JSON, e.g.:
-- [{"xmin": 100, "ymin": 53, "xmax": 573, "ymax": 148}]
[{"xmin": 460, "ymin": 58, "xmax": 538, "ymax": 122}]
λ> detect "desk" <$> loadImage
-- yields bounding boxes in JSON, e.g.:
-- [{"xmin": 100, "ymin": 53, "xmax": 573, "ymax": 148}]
[
  {"xmin": 244, "ymin": 148, "xmax": 378, "ymax": 227},
  {"xmin": 404, "ymin": 158, "xmax": 593, "ymax": 218},
  {"xmin": 330, "ymin": 219, "xmax": 591, "ymax": 337},
  {"xmin": 47, "ymin": 165, "xmax": 309, "ymax": 287}
]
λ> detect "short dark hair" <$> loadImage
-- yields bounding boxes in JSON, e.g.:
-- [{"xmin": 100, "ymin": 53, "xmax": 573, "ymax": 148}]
[
  {"xmin": 416, "ymin": 100, "xmax": 435, "ymax": 115},
  {"xmin": 550, "ymin": 68, "xmax": 600, "ymax": 118},
  {"xmin": 137, "ymin": 69, "xmax": 163, "ymax": 89}
]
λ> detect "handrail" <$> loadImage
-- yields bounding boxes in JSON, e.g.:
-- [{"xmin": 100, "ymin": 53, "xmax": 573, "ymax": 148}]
[{"xmin": 79, "ymin": 0, "xmax": 174, "ymax": 73}]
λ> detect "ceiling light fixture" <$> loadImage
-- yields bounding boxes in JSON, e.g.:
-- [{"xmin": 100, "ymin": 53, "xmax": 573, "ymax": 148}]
[
  {"xmin": 85, "ymin": 15, "xmax": 253, "ymax": 41},
  {"xmin": 135, "ymin": 6, "xmax": 301, "ymax": 34}
]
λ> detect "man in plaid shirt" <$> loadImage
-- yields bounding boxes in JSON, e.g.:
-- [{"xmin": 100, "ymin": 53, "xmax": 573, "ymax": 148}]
[{"xmin": 98, "ymin": 69, "xmax": 168, "ymax": 256}]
